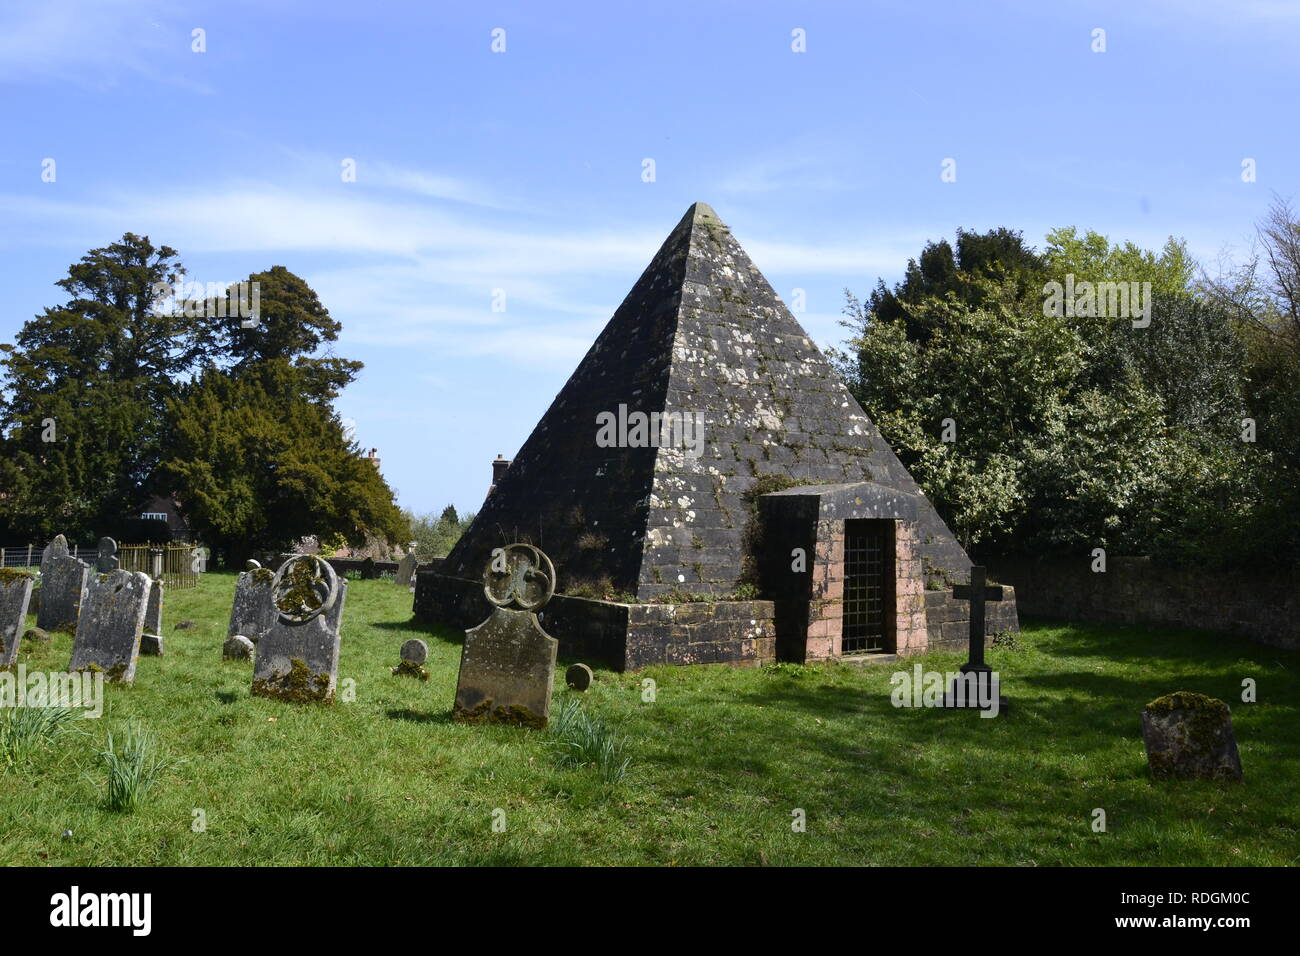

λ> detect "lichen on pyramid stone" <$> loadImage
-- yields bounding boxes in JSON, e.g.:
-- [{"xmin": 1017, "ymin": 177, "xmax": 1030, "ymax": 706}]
[{"xmin": 439, "ymin": 202, "xmax": 972, "ymax": 600}]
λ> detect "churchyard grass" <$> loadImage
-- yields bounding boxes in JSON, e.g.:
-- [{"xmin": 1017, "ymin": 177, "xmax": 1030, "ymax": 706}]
[{"xmin": 0, "ymin": 572, "xmax": 1295, "ymax": 865}]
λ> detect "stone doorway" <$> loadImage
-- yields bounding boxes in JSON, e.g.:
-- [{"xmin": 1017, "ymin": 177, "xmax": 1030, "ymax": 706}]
[{"xmin": 842, "ymin": 519, "xmax": 894, "ymax": 654}]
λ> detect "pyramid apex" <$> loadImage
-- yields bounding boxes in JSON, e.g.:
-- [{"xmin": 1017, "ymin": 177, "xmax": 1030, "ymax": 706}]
[{"xmin": 687, "ymin": 201, "xmax": 720, "ymax": 221}]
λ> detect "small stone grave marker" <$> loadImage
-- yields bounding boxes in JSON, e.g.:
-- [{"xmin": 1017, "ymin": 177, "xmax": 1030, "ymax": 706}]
[
  {"xmin": 37, "ymin": 534, "xmax": 89, "ymax": 632},
  {"xmin": 565, "ymin": 663, "xmax": 593, "ymax": 691},
  {"xmin": 68, "ymin": 569, "xmax": 152, "ymax": 683},
  {"xmin": 1141, "ymin": 691, "xmax": 1243, "ymax": 781},
  {"xmin": 95, "ymin": 537, "xmax": 120, "ymax": 572},
  {"xmin": 0, "ymin": 570, "xmax": 36, "ymax": 669},
  {"xmin": 223, "ymin": 635, "xmax": 255, "ymax": 661},
  {"xmin": 453, "ymin": 544, "xmax": 558, "ymax": 728},
  {"xmin": 252, "ymin": 555, "xmax": 347, "ymax": 703},
  {"xmin": 392, "ymin": 638, "xmax": 429, "ymax": 680}
]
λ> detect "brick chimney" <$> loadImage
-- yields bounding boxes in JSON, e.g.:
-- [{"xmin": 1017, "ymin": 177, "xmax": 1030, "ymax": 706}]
[
  {"xmin": 366, "ymin": 447, "xmax": 381, "ymax": 471},
  {"xmin": 489, "ymin": 454, "xmax": 511, "ymax": 496}
]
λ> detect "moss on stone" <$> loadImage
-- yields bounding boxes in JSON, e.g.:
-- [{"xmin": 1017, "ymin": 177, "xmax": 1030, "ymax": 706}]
[
  {"xmin": 252, "ymin": 657, "xmax": 333, "ymax": 703},
  {"xmin": 391, "ymin": 659, "xmax": 429, "ymax": 681},
  {"xmin": 0, "ymin": 568, "xmax": 34, "ymax": 586}
]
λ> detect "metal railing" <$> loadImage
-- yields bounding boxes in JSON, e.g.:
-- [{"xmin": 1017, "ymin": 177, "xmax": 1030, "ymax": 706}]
[
  {"xmin": 119, "ymin": 543, "xmax": 201, "ymax": 590},
  {"xmin": 0, "ymin": 541, "xmax": 202, "ymax": 590}
]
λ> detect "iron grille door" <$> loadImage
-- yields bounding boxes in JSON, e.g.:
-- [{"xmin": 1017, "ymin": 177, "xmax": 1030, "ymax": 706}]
[{"xmin": 843, "ymin": 521, "xmax": 888, "ymax": 653}]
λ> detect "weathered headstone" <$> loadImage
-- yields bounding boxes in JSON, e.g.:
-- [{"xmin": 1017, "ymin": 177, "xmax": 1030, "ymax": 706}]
[
  {"xmin": 68, "ymin": 569, "xmax": 152, "ymax": 683},
  {"xmin": 95, "ymin": 537, "xmax": 120, "ymax": 572},
  {"xmin": 565, "ymin": 663, "xmax": 593, "ymax": 691},
  {"xmin": 361, "ymin": 556, "xmax": 378, "ymax": 580},
  {"xmin": 0, "ymin": 570, "xmax": 36, "ymax": 669},
  {"xmin": 395, "ymin": 548, "xmax": 419, "ymax": 588},
  {"xmin": 223, "ymin": 634, "xmax": 255, "ymax": 661},
  {"xmin": 140, "ymin": 580, "xmax": 165, "ymax": 656},
  {"xmin": 392, "ymin": 638, "xmax": 429, "ymax": 680},
  {"xmin": 453, "ymin": 544, "xmax": 558, "ymax": 728},
  {"xmin": 252, "ymin": 555, "xmax": 347, "ymax": 703},
  {"xmin": 1141, "ymin": 691, "xmax": 1243, "ymax": 781},
  {"xmin": 37, "ymin": 534, "xmax": 89, "ymax": 632},
  {"xmin": 227, "ymin": 560, "xmax": 276, "ymax": 646}
]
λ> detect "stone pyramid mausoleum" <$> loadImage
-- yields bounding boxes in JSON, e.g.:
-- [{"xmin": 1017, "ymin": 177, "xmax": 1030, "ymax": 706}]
[{"xmin": 416, "ymin": 203, "xmax": 1018, "ymax": 669}]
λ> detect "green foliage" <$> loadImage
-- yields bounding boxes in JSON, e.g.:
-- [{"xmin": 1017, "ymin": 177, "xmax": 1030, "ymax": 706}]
[
  {"xmin": 839, "ymin": 225, "xmax": 1258, "ymax": 563},
  {"xmin": 160, "ymin": 363, "xmax": 407, "ymax": 567},
  {"xmin": 96, "ymin": 720, "xmax": 180, "ymax": 813},
  {"xmin": 0, "ymin": 707, "xmax": 82, "ymax": 773},
  {"xmin": 550, "ymin": 699, "xmax": 631, "ymax": 785},
  {"xmin": 405, "ymin": 505, "xmax": 475, "ymax": 560}
]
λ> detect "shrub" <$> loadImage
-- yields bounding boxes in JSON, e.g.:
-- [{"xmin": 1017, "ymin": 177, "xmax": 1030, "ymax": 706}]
[
  {"xmin": 96, "ymin": 720, "xmax": 182, "ymax": 813},
  {"xmin": 0, "ymin": 707, "xmax": 82, "ymax": 773},
  {"xmin": 549, "ymin": 700, "xmax": 631, "ymax": 785}
]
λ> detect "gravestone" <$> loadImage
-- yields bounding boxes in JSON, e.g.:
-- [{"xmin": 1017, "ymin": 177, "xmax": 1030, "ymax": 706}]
[
  {"xmin": 140, "ymin": 580, "xmax": 165, "ymax": 656},
  {"xmin": 395, "ymin": 547, "xmax": 419, "ymax": 588},
  {"xmin": 223, "ymin": 634, "xmax": 255, "ymax": 661},
  {"xmin": 565, "ymin": 663, "xmax": 593, "ymax": 692},
  {"xmin": 942, "ymin": 566, "xmax": 1007, "ymax": 714},
  {"xmin": 68, "ymin": 569, "xmax": 152, "ymax": 683},
  {"xmin": 37, "ymin": 534, "xmax": 89, "ymax": 632},
  {"xmin": 392, "ymin": 638, "xmax": 429, "ymax": 680},
  {"xmin": 361, "ymin": 557, "xmax": 378, "ymax": 580},
  {"xmin": 453, "ymin": 544, "xmax": 558, "ymax": 728},
  {"xmin": 227, "ymin": 560, "xmax": 276, "ymax": 646},
  {"xmin": 1141, "ymin": 691, "xmax": 1243, "ymax": 781},
  {"xmin": 252, "ymin": 555, "xmax": 347, "ymax": 703},
  {"xmin": 96, "ymin": 537, "xmax": 120, "ymax": 572},
  {"xmin": 0, "ymin": 570, "xmax": 36, "ymax": 669}
]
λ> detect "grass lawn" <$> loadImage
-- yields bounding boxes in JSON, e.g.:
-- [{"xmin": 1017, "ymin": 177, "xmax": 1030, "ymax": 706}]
[{"xmin": 1, "ymin": 571, "xmax": 1296, "ymax": 866}]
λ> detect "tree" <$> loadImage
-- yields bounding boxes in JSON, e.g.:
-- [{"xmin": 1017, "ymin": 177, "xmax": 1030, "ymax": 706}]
[
  {"xmin": 838, "ymin": 227, "xmax": 1253, "ymax": 562},
  {"xmin": 203, "ymin": 265, "xmax": 361, "ymax": 402},
  {"xmin": 0, "ymin": 234, "xmax": 203, "ymax": 539},
  {"xmin": 406, "ymin": 505, "xmax": 475, "ymax": 560},
  {"xmin": 159, "ymin": 363, "xmax": 407, "ymax": 566}
]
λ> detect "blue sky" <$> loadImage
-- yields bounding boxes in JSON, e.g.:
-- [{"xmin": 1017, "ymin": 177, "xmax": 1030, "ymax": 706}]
[{"xmin": 1, "ymin": 0, "xmax": 1296, "ymax": 517}]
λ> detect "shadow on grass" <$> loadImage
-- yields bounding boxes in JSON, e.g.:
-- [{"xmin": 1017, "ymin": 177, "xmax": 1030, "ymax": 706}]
[
  {"xmin": 214, "ymin": 691, "xmax": 239, "ymax": 705},
  {"xmin": 386, "ymin": 707, "xmax": 452, "ymax": 725}
]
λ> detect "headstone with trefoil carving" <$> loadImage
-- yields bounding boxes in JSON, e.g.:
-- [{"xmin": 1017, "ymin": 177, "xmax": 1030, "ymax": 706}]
[
  {"xmin": 251, "ymin": 555, "xmax": 347, "ymax": 703},
  {"xmin": 0, "ymin": 569, "xmax": 36, "ymax": 669},
  {"xmin": 1141, "ymin": 691, "xmax": 1243, "ymax": 781},
  {"xmin": 68, "ymin": 569, "xmax": 152, "ymax": 683},
  {"xmin": 37, "ymin": 534, "xmax": 89, "ymax": 632},
  {"xmin": 453, "ymin": 544, "xmax": 558, "ymax": 728}
]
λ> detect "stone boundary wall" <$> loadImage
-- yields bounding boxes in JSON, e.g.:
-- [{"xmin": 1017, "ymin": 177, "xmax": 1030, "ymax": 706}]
[
  {"xmin": 924, "ymin": 587, "xmax": 1020, "ymax": 651},
  {"xmin": 987, "ymin": 555, "xmax": 1299, "ymax": 651},
  {"xmin": 413, "ymin": 571, "xmax": 775, "ymax": 671}
]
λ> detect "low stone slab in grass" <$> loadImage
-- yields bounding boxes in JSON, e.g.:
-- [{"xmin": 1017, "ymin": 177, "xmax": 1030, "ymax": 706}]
[{"xmin": 1141, "ymin": 691, "xmax": 1243, "ymax": 781}]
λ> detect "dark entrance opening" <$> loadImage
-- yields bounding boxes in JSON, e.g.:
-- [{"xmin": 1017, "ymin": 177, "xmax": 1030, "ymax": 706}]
[{"xmin": 842, "ymin": 519, "xmax": 894, "ymax": 654}]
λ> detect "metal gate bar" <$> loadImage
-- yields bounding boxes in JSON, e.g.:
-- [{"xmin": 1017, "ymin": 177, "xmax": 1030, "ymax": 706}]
[{"xmin": 842, "ymin": 523, "xmax": 885, "ymax": 654}]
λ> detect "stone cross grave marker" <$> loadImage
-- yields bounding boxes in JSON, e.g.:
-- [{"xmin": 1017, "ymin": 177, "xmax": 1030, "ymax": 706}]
[
  {"xmin": 0, "ymin": 570, "xmax": 36, "ymax": 669},
  {"xmin": 96, "ymin": 537, "xmax": 120, "ymax": 572},
  {"xmin": 141, "ymin": 580, "xmax": 165, "ymax": 656},
  {"xmin": 226, "ymin": 559, "xmax": 276, "ymax": 649},
  {"xmin": 942, "ymin": 565, "xmax": 1007, "ymax": 713},
  {"xmin": 252, "ymin": 555, "xmax": 347, "ymax": 703},
  {"xmin": 395, "ymin": 545, "xmax": 419, "ymax": 589},
  {"xmin": 453, "ymin": 543, "xmax": 559, "ymax": 728},
  {"xmin": 37, "ymin": 534, "xmax": 89, "ymax": 632},
  {"xmin": 68, "ymin": 569, "xmax": 152, "ymax": 683}
]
